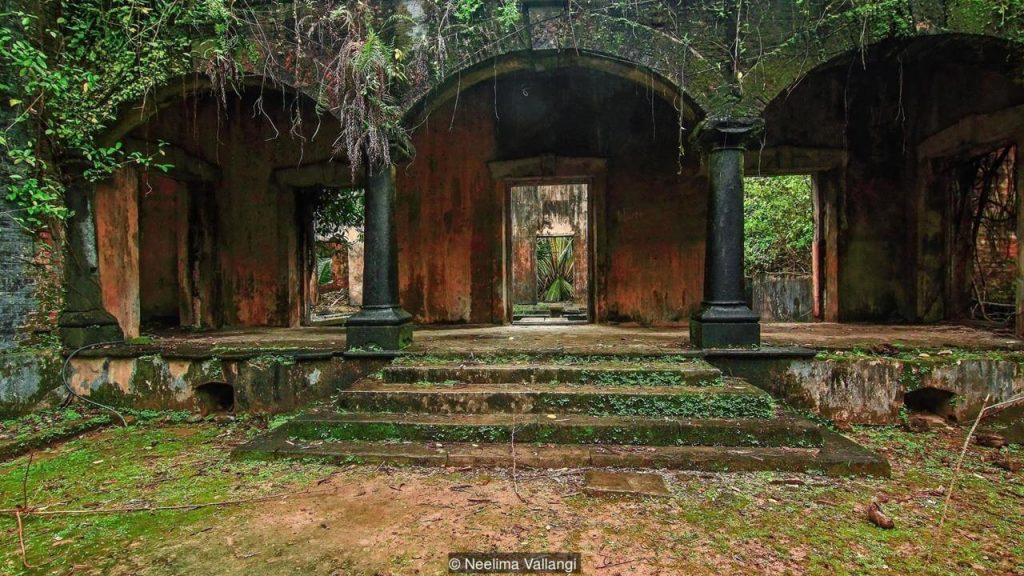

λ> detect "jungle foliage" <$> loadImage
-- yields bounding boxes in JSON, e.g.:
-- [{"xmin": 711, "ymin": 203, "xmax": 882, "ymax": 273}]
[
  {"xmin": 744, "ymin": 175, "xmax": 814, "ymax": 276},
  {"xmin": 1, "ymin": 0, "xmax": 1022, "ymax": 232},
  {"xmin": 314, "ymin": 187, "xmax": 365, "ymax": 242}
]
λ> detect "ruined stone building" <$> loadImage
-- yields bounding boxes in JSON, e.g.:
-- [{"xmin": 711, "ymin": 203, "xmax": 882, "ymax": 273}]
[{"xmin": 1, "ymin": 1, "xmax": 1023, "ymax": 432}]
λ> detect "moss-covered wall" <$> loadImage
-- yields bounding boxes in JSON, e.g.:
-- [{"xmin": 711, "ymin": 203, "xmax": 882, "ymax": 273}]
[
  {"xmin": 714, "ymin": 351, "xmax": 1024, "ymax": 424},
  {"xmin": 0, "ymin": 349, "xmax": 63, "ymax": 417},
  {"xmin": 66, "ymin": 353, "xmax": 385, "ymax": 414}
]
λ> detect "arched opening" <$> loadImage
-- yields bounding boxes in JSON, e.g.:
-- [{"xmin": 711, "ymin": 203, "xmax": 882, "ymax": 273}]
[
  {"xmin": 904, "ymin": 386, "xmax": 959, "ymax": 422},
  {"xmin": 397, "ymin": 54, "xmax": 706, "ymax": 326},
  {"xmin": 94, "ymin": 84, "xmax": 353, "ymax": 336},
  {"xmin": 194, "ymin": 382, "xmax": 235, "ymax": 415},
  {"xmin": 761, "ymin": 35, "xmax": 1024, "ymax": 333}
]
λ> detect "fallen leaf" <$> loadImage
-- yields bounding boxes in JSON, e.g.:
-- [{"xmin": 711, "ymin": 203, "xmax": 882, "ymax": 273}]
[
  {"xmin": 975, "ymin": 433, "xmax": 1008, "ymax": 449},
  {"xmin": 993, "ymin": 458, "xmax": 1021, "ymax": 473},
  {"xmin": 868, "ymin": 502, "xmax": 895, "ymax": 529}
]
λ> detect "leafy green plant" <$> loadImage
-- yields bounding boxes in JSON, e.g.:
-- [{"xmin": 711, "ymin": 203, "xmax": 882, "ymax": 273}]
[
  {"xmin": 454, "ymin": 0, "xmax": 485, "ymax": 22},
  {"xmin": 315, "ymin": 187, "xmax": 365, "ymax": 242},
  {"xmin": 0, "ymin": 3, "xmax": 232, "ymax": 227},
  {"xmin": 536, "ymin": 235, "xmax": 575, "ymax": 303},
  {"xmin": 744, "ymin": 176, "xmax": 814, "ymax": 276},
  {"xmin": 317, "ymin": 258, "xmax": 334, "ymax": 286}
]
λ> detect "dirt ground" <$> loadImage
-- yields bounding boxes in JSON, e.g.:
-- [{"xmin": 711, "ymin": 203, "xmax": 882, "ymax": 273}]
[{"xmin": 1, "ymin": 417, "xmax": 1022, "ymax": 576}]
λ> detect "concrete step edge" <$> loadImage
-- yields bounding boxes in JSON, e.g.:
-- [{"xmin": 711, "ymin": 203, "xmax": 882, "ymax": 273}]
[{"xmin": 232, "ymin": 428, "xmax": 889, "ymax": 477}]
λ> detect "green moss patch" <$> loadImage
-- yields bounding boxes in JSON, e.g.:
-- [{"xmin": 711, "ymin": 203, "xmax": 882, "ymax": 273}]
[{"xmin": 287, "ymin": 414, "xmax": 820, "ymax": 448}]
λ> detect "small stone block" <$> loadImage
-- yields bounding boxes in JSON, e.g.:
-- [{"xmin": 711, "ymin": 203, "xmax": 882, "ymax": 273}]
[
  {"xmin": 690, "ymin": 319, "xmax": 760, "ymax": 349},
  {"xmin": 582, "ymin": 471, "xmax": 670, "ymax": 498}
]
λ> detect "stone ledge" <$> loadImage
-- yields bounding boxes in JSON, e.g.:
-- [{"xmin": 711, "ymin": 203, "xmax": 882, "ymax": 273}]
[{"xmin": 232, "ymin": 428, "xmax": 889, "ymax": 477}]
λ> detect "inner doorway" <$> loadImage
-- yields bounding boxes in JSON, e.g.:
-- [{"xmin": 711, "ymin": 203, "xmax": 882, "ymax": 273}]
[
  {"xmin": 948, "ymin": 145, "xmax": 1019, "ymax": 328},
  {"xmin": 509, "ymin": 183, "xmax": 591, "ymax": 324}
]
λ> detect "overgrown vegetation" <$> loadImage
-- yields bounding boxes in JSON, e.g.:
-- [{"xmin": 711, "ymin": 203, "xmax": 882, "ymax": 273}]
[
  {"xmin": 314, "ymin": 186, "xmax": 364, "ymax": 286},
  {"xmin": 2, "ymin": 419, "xmax": 1022, "ymax": 574},
  {"xmin": 314, "ymin": 187, "xmax": 364, "ymax": 243},
  {"xmin": 0, "ymin": 1, "xmax": 226, "ymax": 227},
  {"xmin": 744, "ymin": 175, "xmax": 814, "ymax": 276},
  {"xmin": 2, "ymin": 0, "xmax": 1021, "ymax": 232},
  {"xmin": 0, "ymin": 0, "xmax": 526, "ymax": 231}
]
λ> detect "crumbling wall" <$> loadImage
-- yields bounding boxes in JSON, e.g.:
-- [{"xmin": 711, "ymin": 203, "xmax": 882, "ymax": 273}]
[
  {"xmin": 398, "ymin": 66, "xmax": 706, "ymax": 324},
  {"xmin": 763, "ymin": 37, "xmax": 1024, "ymax": 324},
  {"xmin": 66, "ymin": 352, "xmax": 382, "ymax": 413},
  {"xmin": 750, "ymin": 275, "xmax": 814, "ymax": 322},
  {"xmin": 104, "ymin": 89, "xmax": 342, "ymax": 330},
  {"xmin": 713, "ymin": 353, "xmax": 1024, "ymax": 425},
  {"xmin": 0, "ymin": 203, "xmax": 36, "ymax": 350},
  {"xmin": 0, "ymin": 37, "xmax": 39, "ymax": 349}
]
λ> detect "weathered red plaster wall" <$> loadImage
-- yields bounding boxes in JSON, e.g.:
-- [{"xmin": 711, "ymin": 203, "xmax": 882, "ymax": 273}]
[
  {"xmin": 139, "ymin": 174, "xmax": 183, "ymax": 324},
  {"xmin": 96, "ymin": 168, "xmax": 140, "ymax": 338},
  {"xmin": 397, "ymin": 89, "xmax": 500, "ymax": 324},
  {"xmin": 131, "ymin": 91, "xmax": 339, "ymax": 328},
  {"xmin": 398, "ymin": 68, "xmax": 705, "ymax": 324}
]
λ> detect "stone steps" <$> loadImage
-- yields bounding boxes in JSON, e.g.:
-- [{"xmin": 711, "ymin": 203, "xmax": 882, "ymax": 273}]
[
  {"xmin": 233, "ymin": 354, "xmax": 890, "ymax": 476},
  {"xmin": 337, "ymin": 378, "xmax": 775, "ymax": 418},
  {"xmin": 382, "ymin": 361, "xmax": 722, "ymax": 387},
  {"xmin": 283, "ymin": 411, "xmax": 822, "ymax": 448},
  {"xmin": 233, "ymin": 427, "xmax": 891, "ymax": 477}
]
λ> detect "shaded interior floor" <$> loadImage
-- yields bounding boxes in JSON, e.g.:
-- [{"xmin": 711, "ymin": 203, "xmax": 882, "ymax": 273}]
[{"xmin": 82, "ymin": 322, "xmax": 1024, "ymax": 358}]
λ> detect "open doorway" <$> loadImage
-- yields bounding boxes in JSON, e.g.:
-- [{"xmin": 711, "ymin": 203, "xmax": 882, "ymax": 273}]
[
  {"xmin": 744, "ymin": 175, "xmax": 816, "ymax": 322},
  {"xmin": 307, "ymin": 187, "xmax": 365, "ymax": 326},
  {"xmin": 948, "ymin": 145, "xmax": 1019, "ymax": 328},
  {"xmin": 509, "ymin": 183, "xmax": 591, "ymax": 324}
]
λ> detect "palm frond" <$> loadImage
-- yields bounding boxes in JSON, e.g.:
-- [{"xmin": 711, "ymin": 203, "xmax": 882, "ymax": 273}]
[{"xmin": 536, "ymin": 236, "xmax": 576, "ymax": 303}]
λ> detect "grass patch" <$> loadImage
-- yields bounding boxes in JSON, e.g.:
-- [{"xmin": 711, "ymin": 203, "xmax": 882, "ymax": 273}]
[{"xmin": 0, "ymin": 419, "xmax": 332, "ymax": 575}]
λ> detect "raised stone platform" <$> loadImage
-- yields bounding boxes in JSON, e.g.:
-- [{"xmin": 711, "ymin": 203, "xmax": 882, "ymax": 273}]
[
  {"xmin": 235, "ymin": 353, "xmax": 888, "ymax": 476},
  {"xmin": 52, "ymin": 323, "xmax": 1024, "ymax": 425}
]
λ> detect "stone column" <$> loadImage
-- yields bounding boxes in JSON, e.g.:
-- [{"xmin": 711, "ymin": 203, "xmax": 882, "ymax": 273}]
[
  {"xmin": 690, "ymin": 118, "xmax": 762, "ymax": 348},
  {"xmin": 58, "ymin": 155, "xmax": 125, "ymax": 348},
  {"xmin": 345, "ymin": 164, "xmax": 413, "ymax": 351}
]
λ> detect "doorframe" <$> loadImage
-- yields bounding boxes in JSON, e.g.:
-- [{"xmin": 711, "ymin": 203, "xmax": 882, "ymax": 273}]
[{"xmin": 488, "ymin": 157, "xmax": 607, "ymax": 324}]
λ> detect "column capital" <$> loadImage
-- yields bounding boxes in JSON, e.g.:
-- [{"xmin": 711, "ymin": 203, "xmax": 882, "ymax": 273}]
[{"xmin": 694, "ymin": 117, "xmax": 764, "ymax": 151}]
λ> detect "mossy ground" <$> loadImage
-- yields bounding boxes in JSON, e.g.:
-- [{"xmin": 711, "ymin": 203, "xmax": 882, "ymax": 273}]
[
  {"xmin": 0, "ymin": 416, "xmax": 334, "ymax": 575},
  {"xmin": 0, "ymin": 414, "xmax": 1021, "ymax": 575}
]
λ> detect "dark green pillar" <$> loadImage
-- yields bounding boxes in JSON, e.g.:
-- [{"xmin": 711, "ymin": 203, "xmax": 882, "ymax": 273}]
[
  {"xmin": 58, "ymin": 154, "xmax": 124, "ymax": 348},
  {"xmin": 346, "ymin": 164, "xmax": 413, "ymax": 351},
  {"xmin": 690, "ymin": 118, "xmax": 762, "ymax": 348}
]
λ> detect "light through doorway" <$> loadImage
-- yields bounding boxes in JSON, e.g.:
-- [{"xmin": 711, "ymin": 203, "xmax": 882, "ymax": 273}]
[{"xmin": 509, "ymin": 183, "xmax": 591, "ymax": 324}]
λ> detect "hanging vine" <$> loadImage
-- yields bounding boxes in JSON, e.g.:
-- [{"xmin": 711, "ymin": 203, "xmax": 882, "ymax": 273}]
[{"xmin": 1, "ymin": 0, "xmax": 1021, "ymax": 230}]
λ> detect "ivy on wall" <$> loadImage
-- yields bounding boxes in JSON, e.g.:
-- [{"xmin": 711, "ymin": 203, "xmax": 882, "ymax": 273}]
[
  {"xmin": 0, "ymin": 0, "xmax": 1022, "ymax": 232},
  {"xmin": 0, "ymin": 0, "xmax": 524, "ymax": 228},
  {"xmin": 0, "ymin": 1, "xmax": 233, "ymax": 227}
]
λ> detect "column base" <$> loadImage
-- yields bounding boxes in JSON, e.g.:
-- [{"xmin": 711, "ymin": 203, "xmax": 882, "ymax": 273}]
[
  {"xmin": 59, "ymin": 311, "xmax": 125, "ymax": 349},
  {"xmin": 345, "ymin": 306, "xmax": 414, "ymax": 352},
  {"xmin": 690, "ymin": 303, "xmax": 761, "ymax": 349}
]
